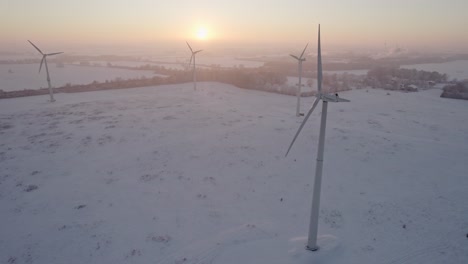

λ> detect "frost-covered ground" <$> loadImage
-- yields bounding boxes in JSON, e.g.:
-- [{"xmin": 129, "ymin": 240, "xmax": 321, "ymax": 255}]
[
  {"xmin": 402, "ymin": 60, "xmax": 468, "ymax": 81},
  {"xmin": 139, "ymin": 56, "xmax": 264, "ymax": 69},
  {"xmin": 324, "ymin": 69, "xmax": 368, "ymax": 76},
  {"xmin": 0, "ymin": 83, "xmax": 467, "ymax": 264},
  {"xmin": 171, "ymin": 56, "xmax": 264, "ymax": 68},
  {"xmin": 85, "ymin": 61, "xmax": 186, "ymax": 70},
  {"xmin": 0, "ymin": 56, "xmax": 263, "ymax": 92},
  {"xmin": 0, "ymin": 64, "xmax": 159, "ymax": 92},
  {"xmin": 0, "ymin": 54, "xmax": 37, "ymax": 61}
]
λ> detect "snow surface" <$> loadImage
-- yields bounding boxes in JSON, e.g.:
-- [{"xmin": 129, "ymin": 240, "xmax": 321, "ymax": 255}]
[
  {"xmin": 0, "ymin": 64, "xmax": 158, "ymax": 92},
  {"xmin": 0, "ymin": 54, "xmax": 37, "ymax": 61},
  {"xmin": 324, "ymin": 69, "xmax": 368, "ymax": 76},
  {"xmin": 0, "ymin": 83, "xmax": 467, "ymax": 264},
  {"xmin": 139, "ymin": 56, "xmax": 264, "ymax": 69},
  {"xmin": 87, "ymin": 61, "xmax": 185, "ymax": 70},
  {"xmin": 402, "ymin": 60, "xmax": 468, "ymax": 81},
  {"xmin": 191, "ymin": 57, "xmax": 264, "ymax": 68},
  {"xmin": 0, "ymin": 56, "xmax": 263, "ymax": 92}
]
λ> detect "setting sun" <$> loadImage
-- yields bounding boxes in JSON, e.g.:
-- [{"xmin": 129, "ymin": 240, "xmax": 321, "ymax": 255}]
[{"xmin": 196, "ymin": 27, "xmax": 208, "ymax": 40}]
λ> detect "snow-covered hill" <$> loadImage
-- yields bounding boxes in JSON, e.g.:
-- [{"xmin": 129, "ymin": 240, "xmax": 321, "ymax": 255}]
[{"xmin": 1, "ymin": 83, "xmax": 467, "ymax": 264}]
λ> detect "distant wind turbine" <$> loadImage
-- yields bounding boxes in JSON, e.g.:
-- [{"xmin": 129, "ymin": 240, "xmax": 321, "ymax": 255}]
[
  {"xmin": 285, "ymin": 24, "xmax": 350, "ymax": 251},
  {"xmin": 290, "ymin": 43, "xmax": 309, "ymax": 117},
  {"xmin": 186, "ymin": 41, "xmax": 203, "ymax": 90},
  {"xmin": 28, "ymin": 40, "xmax": 63, "ymax": 102}
]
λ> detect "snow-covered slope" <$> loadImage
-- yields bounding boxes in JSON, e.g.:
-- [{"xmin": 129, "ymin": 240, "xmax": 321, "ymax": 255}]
[{"xmin": 1, "ymin": 83, "xmax": 467, "ymax": 264}]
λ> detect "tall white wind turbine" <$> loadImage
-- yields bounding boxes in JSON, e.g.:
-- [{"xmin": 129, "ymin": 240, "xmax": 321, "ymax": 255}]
[
  {"xmin": 28, "ymin": 40, "xmax": 63, "ymax": 102},
  {"xmin": 290, "ymin": 43, "xmax": 309, "ymax": 117},
  {"xmin": 285, "ymin": 25, "xmax": 350, "ymax": 251},
  {"xmin": 186, "ymin": 41, "xmax": 203, "ymax": 90}
]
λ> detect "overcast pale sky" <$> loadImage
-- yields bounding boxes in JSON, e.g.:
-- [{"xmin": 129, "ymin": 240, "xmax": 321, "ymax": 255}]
[{"xmin": 1, "ymin": 0, "xmax": 467, "ymax": 52}]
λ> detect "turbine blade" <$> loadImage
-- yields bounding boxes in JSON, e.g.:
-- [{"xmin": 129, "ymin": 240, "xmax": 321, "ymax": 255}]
[
  {"xmin": 194, "ymin": 50, "xmax": 203, "ymax": 55},
  {"xmin": 188, "ymin": 55, "xmax": 193, "ymax": 66},
  {"xmin": 186, "ymin": 41, "xmax": 193, "ymax": 52},
  {"xmin": 317, "ymin": 24, "xmax": 322, "ymax": 94},
  {"xmin": 300, "ymin": 43, "xmax": 309, "ymax": 59},
  {"xmin": 322, "ymin": 94, "xmax": 350, "ymax": 102},
  {"xmin": 47, "ymin": 52, "xmax": 63, "ymax": 56},
  {"xmin": 28, "ymin": 40, "xmax": 44, "ymax": 55},
  {"xmin": 336, "ymin": 97, "xmax": 350, "ymax": 102},
  {"xmin": 285, "ymin": 97, "xmax": 321, "ymax": 157},
  {"xmin": 290, "ymin": 54, "xmax": 300, "ymax": 60},
  {"xmin": 39, "ymin": 56, "xmax": 45, "ymax": 73}
]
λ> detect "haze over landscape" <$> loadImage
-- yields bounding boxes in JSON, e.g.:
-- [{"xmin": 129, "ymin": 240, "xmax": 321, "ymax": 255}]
[
  {"xmin": 1, "ymin": 1, "xmax": 467, "ymax": 264},
  {"xmin": 2, "ymin": 0, "xmax": 468, "ymax": 54}
]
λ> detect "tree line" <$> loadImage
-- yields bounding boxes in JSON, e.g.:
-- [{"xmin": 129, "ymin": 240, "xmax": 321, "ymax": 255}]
[
  {"xmin": 364, "ymin": 66, "xmax": 448, "ymax": 90},
  {"xmin": 441, "ymin": 81, "xmax": 468, "ymax": 100},
  {"xmin": 0, "ymin": 63, "xmax": 454, "ymax": 99}
]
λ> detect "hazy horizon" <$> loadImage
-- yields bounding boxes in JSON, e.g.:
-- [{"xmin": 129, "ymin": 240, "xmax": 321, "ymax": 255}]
[{"xmin": 2, "ymin": 0, "xmax": 468, "ymax": 55}]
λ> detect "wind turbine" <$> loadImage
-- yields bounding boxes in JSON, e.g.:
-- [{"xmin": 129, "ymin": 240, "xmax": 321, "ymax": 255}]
[
  {"xmin": 290, "ymin": 43, "xmax": 309, "ymax": 117},
  {"xmin": 28, "ymin": 40, "xmax": 63, "ymax": 102},
  {"xmin": 186, "ymin": 41, "xmax": 203, "ymax": 90},
  {"xmin": 285, "ymin": 24, "xmax": 350, "ymax": 251}
]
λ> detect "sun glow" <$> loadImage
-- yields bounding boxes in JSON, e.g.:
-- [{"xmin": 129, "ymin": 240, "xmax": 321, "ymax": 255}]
[{"xmin": 196, "ymin": 27, "xmax": 208, "ymax": 40}]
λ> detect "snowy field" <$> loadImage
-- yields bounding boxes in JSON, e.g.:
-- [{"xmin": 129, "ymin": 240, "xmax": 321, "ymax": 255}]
[
  {"xmin": 0, "ymin": 54, "xmax": 37, "ymax": 61},
  {"xmin": 0, "ymin": 56, "xmax": 264, "ymax": 92},
  {"xmin": 93, "ymin": 57, "xmax": 264, "ymax": 69},
  {"xmin": 0, "ymin": 83, "xmax": 467, "ymax": 264},
  {"xmin": 324, "ymin": 69, "xmax": 368, "ymax": 76},
  {"xmin": 402, "ymin": 60, "xmax": 468, "ymax": 81},
  {"xmin": 85, "ymin": 61, "xmax": 186, "ymax": 70},
  {"xmin": 0, "ymin": 64, "xmax": 159, "ymax": 92},
  {"xmin": 322, "ymin": 59, "xmax": 468, "ymax": 80},
  {"xmin": 153, "ymin": 56, "xmax": 264, "ymax": 68}
]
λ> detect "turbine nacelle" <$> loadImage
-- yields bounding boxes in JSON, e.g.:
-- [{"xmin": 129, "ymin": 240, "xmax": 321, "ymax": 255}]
[
  {"xmin": 290, "ymin": 54, "xmax": 306, "ymax": 62},
  {"xmin": 186, "ymin": 41, "xmax": 203, "ymax": 67},
  {"xmin": 186, "ymin": 41, "xmax": 203, "ymax": 55},
  {"xmin": 290, "ymin": 43, "xmax": 309, "ymax": 62},
  {"xmin": 28, "ymin": 40, "xmax": 63, "ymax": 73}
]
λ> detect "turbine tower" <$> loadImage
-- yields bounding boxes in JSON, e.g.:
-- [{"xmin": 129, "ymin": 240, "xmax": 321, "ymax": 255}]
[
  {"xmin": 186, "ymin": 41, "xmax": 203, "ymax": 90},
  {"xmin": 285, "ymin": 24, "xmax": 350, "ymax": 251},
  {"xmin": 290, "ymin": 43, "xmax": 309, "ymax": 117},
  {"xmin": 28, "ymin": 40, "xmax": 63, "ymax": 102}
]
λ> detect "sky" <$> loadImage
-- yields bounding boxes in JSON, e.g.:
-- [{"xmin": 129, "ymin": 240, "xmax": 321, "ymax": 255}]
[{"xmin": 1, "ymin": 0, "xmax": 468, "ymax": 54}]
